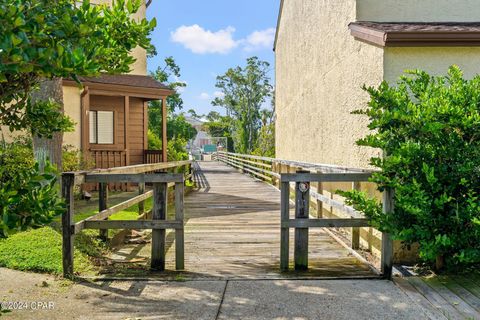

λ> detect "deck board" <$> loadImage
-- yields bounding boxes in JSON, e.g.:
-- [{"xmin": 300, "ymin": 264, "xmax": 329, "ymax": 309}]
[{"xmin": 107, "ymin": 161, "xmax": 376, "ymax": 279}]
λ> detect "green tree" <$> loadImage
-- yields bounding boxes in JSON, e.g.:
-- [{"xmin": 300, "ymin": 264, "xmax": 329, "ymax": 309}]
[
  {"xmin": 204, "ymin": 115, "xmax": 235, "ymax": 152},
  {"xmin": 148, "ymin": 56, "xmax": 186, "ymax": 138},
  {"xmin": 0, "ymin": 0, "xmax": 156, "ymax": 170},
  {"xmin": 212, "ymin": 57, "xmax": 273, "ymax": 153},
  {"xmin": 341, "ymin": 66, "xmax": 480, "ymax": 270}
]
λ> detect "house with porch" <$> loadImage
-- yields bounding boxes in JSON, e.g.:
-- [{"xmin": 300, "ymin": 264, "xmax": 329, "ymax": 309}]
[
  {"xmin": 274, "ymin": 0, "xmax": 480, "ymax": 261},
  {"xmin": 60, "ymin": 0, "xmax": 172, "ymax": 169}
]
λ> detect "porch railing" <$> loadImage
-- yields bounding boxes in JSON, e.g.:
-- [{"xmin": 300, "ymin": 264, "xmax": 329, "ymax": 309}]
[{"xmin": 144, "ymin": 149, "xmax": 163, "ymax": 164}]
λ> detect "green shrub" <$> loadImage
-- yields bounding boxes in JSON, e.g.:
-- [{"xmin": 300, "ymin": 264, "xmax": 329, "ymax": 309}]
[
  {"xmin": 0, "ymin": 139, "xmax": 64, "ymax": 237},
  {"xmin": 0, "ymin": 227, "xmax": 95, "ymax": 275},
  {"xmin": 147, "ymin": 129, "xmax": 162, "ymax": 150},
  {"xmin": 62, "ymin": 144, "xmax": 94, "ymax": 172},
  {"xmin": 167, "ymin": 138, "xmax": 188, "ymax": 161},
  {"xmin": 341, "ymin": 66, "xmax": 480, "ymax": 270}
]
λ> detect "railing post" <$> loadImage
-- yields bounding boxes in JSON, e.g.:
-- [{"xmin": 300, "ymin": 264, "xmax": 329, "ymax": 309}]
[
  {"xmin": 316, "ymin": 170, "xmax": 323, "ymax": 218},
  {"xmin": 151, "ymin": 177, "xmax": 167, "ymax": 271},
  {"xmin": 294, "ymin": 171, "xmax": 310, "ymax": 271},
  {"xmin": 381, "ymin": 187, "xmax": 394, "ymax": 279},
  {"xmin": 99, "ymin": 182, "xmax": 108, "ymax": 241},
  {"xmin": 61, "ymin": 173, "xmax": 75, "ymax": 278},
  {"xmin": 280, "ymin": 179, "xmax": 290, "ymax": 271},
  {"xmin": 175, "ymin": 179, "xmax": 185, "ymax": 270},
  {"xmin": 351, "ymin": 181, "xmax": 361, "ymax": 249},
  {"xmin": 138, "ymin": 182, "xmax": 145, "ymax": 217}
]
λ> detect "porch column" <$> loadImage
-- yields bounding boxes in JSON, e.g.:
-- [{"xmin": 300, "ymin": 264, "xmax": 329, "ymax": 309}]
[
  {"xmin": 162, "ymin": 97, "xmax": 167, "ymax": 162},
  {"xmin": 124, "ymin": 96, "xmax": 130, "ymax": 166}
]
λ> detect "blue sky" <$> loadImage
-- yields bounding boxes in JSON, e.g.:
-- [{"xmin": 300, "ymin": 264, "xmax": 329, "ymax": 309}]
[{"xmin": 146, "ymin": 0, "xmax": 280, "ymax": 116}]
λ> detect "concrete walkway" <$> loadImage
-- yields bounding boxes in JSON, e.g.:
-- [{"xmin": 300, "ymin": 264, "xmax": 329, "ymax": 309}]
[{"xmin": 1, "ymin": 268, "xmax": 430, "ymax": 320}]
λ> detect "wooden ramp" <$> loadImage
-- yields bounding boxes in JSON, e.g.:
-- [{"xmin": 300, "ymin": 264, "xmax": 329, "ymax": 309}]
[{"xmin": 108, "ymin": 161, "xmax": 376, "ymax": 279}]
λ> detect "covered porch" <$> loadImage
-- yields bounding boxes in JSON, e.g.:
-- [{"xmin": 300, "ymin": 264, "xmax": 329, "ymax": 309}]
[{"xmin": 64, "ymin": 74, "xmax": 173, "ymax": 169}]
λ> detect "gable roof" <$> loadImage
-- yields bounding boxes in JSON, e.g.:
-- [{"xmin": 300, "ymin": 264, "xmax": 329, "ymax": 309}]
[{"xmin": 349, "ymin": 22, "xmax": 480, "ymax": 47}]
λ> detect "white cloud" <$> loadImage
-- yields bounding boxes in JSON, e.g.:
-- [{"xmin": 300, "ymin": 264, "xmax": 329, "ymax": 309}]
[
  {"xmin": 213, "ymin": 91, "xmax": 225, "ymax": 98},
  {"xmin": 244, "ymin": 28, "xmax": 276, "ymax": 51},
  {"xmin": 171, "ymin": 24, "xmax": 238, "ymax": 54},
  {"xmin": 199, "ymin": 92, "xmax": 210, "ymax": 100}
]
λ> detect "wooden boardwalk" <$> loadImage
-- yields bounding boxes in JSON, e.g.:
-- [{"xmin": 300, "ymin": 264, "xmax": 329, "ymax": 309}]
[
  {"xmin": 395, "ymin": 275, "xmax": 480, "ymax": 320},
  {"xmin": 109, "ymin": 161, "xmax": 376, "ymax": 279}
]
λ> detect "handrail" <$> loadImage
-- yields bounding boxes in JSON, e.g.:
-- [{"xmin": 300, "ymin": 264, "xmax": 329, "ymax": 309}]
[{"xmin": 66, "ymin": 160, "xmax": 192, "ymax": 186}]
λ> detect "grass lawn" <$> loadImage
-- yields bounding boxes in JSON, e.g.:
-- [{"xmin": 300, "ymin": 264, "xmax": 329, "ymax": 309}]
[{"xmin": 0, "ymin": 188, "xmax": 155, "ymax": 276}]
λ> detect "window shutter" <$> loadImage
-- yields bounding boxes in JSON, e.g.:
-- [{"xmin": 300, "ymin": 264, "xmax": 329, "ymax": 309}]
[
  {"xmin": 89, "ymin": 111, "xmax": 97, "ymax": 144},
  {"xmin": 97, "ymin": 111, "xmax": 114, "ymax": 144}
]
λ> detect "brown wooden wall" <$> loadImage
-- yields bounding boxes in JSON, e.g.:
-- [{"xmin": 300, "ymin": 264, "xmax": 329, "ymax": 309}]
[
  {"xmin": 89, "ymin": 95, "xmax": 146, "ymax": 168},
  {"xmin": 128, "ymin": 97, "xmax": 146, "ymax": 165}
]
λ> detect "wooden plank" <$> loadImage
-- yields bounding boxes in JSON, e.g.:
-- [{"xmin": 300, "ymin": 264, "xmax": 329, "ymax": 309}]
[
  {"xmin": 442, "ymin": 277, "xmax": 480, "ymax": 312},
  {"xmin": 98, "ymin": 182, "xmax": 108, "ymax": 241},
  {"xmin": 175, "ymin": 182, "xmax": 185, "ymax": 270},
  {"xmin": 280, "ymin": 181, "xmax": 290, "ymax": 271},
  {"xmin": 282, "ymin": 218, "xmax": 370, "ymax": 228},
  {"xmin": 83, "ymin": 220, "xmax": 181, "ymax": 229},
  {"xmin": 394, "ymin": 278, "xmax": 449, "ymax": 320},
  {"xmin": 151, "ymin": 182, "xmax": 167, "ymax": 270},
  {"xmin": 424, "ymin": 277, "xmax": 480, "ymax": 318},
  {"xmin": 61, "ymin": 173, "xmax": 75, "ymax": 278},
  {"xmin": 280, "ymin": 172, "xmax": 372, "ymax": 183},
  {"xmin": 381, "ymin": 187, "xmax": 394, "ymax": 279},
  {"xmin": 76, "ymin": 190, "xmax": 153, "ymax": 232},
  {"xmin": 294, "ymin": 176, "xmax": 310, "ymax": 271},
  {"xmin": 310, "ymin": 190, "xmax": 364, "ymax": 219},
  {"xmin": 85, "ymin": 173, "xmax": 184, "ymax": 183},
  {"xmin": 407, "ymin": 277, "xmax": 466, "ymax": 320}
]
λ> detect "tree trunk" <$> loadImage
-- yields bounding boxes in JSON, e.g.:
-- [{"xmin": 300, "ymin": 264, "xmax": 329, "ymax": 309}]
[{"xmin": 30, "ymin": 77, "xmax": 64, "ymax": 172}]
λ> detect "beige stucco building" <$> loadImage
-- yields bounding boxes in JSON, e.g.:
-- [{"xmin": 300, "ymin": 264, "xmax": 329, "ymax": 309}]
[{"xmin": 274, "ymin": 0, "xmax": 480, "ymax": 261}]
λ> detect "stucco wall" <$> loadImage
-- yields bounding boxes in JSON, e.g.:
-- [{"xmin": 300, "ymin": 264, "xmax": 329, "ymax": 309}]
[
  {"xmin": 384, "ymin": 47, "xmax": 480, "ymax": 83},
  {"xmin": 275, "ymin": 0, "xmax": 383, "ymax": 168},
  {"xmin": 356, "ymin": 0, "xmax": 480, "ymax": 22},
  {"xmin": 62, "ymin": 86, "xmax": 82, "ymax": 149}
]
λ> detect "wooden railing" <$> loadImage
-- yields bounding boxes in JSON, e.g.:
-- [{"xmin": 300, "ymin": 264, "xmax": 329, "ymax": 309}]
[
  {"xmin": 90, "ymin": 150, "xmax": 127, "ymax": 168},
  {"xmin": 61, "ymin": 160, "xmax": 193, "ymax": 278},
  {"xmin": 144, "ymin": 149, "xmax": 163, "ymax": 164},
  {"xmin": 215, "ymin": 151, "xmax": 393, "ymax": 279}
]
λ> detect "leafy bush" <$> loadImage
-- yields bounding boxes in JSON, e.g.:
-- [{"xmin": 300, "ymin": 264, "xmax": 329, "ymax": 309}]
[
  {"xmin": 0, "ymin": 227, "xmax": 95, "ymax": 275},
  {"xmin": 0, "ymin": 140, "xmax": 64, "ymax": 237},
  {"xmin": 147, "ymin": 129, "xmax": 162, "ymax": 150},
  {"xmin": 167, "ymin": 138, "xmax": 189, "ymax": 161},
  {"xmin": 62, "ymin": 145, "xmax": 94, "ymax": 172},
  {"xmin": 341, "ymin": 66, "xmax": 480, "ymax": 270}
]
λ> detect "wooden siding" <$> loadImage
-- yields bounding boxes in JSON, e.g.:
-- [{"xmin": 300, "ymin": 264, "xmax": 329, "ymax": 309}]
[{"xmin": 129, "ymin": 97, "xmax": 146, "ymax": 165}]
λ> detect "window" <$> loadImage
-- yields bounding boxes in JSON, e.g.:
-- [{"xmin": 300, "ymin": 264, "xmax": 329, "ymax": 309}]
[{"xmin": 89, "ymin": 111, "xmax": 114, "ymax": 144}]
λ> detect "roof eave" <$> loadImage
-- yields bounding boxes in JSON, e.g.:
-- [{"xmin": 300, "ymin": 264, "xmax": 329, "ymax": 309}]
[
  {"xmin": 63, "ymin": 79, "xmax": 174, "ymax": 101},
  {"xmin": 273, "ymin": 0, "xmax": 285, "ymax": 52}
]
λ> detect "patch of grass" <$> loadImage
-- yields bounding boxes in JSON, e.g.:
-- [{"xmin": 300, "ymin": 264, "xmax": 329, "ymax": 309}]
[{"xmin": 0, "ymin": 227, "xmax": 101, "ymax": 276}]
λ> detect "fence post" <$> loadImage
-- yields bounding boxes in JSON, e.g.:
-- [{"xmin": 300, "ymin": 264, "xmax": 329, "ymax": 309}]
[
  {"xmin": 351, "ymin": 181, "xmax": 361, "ymax": 249},
  {"xmin": 151, "ymin": 177, "xmax": 167, "ymax": 271},
  {"xmin": 61, "ymin": 173, "xmax": 75, "ymax": 278},
  {"xmin": 316, "ymin": 170, "xmax": 323, "ymax": 218},
  {"xmin": 138, "ymin": 182, "xmax": 145, "ymax": 217},
  {"xmin": 99, "ymin": 182, "xmax": 108, "ymax": 241},
  {"xmin": 381, "ymin": 187, "xmax": 394, "ymax": 279},
  {"xmin": 280, "ymin": 179, "xmax": 290, "ymax": 271},
  {"xmin": 294, "ymin": 171, "xmax": 310, "ymax": 271},
  {"xmin": 175, "ymin": 179, "xmax": 185, "ymax": 270}
]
